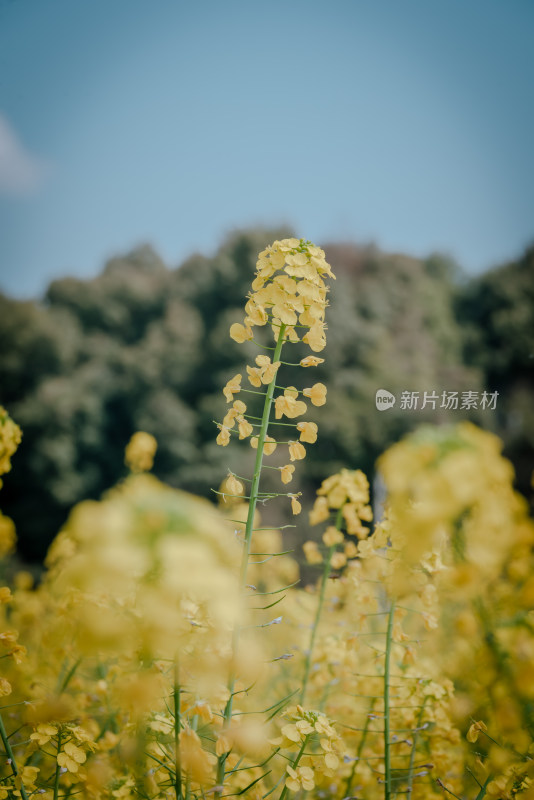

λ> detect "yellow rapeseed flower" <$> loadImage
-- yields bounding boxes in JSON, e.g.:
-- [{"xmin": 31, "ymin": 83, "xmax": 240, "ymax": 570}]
[
  {"xmin": 250, "ymin": 435, "xmax": 277, "ymax": 455},
  {"xmin": 274, "ymin": 388, "xmax": 307, "ymax": 420},
  {"xmin": 303, "ymin": 540, "xmax": 323, "ymax": 564},
  {"xmin": 216, "ymin": 425, "xmax": 231, "ymax": 446},
  {"xmin": 246, "ymin": 364, "xmax": 263, "ymax": 387},
  {"xmin": 290, "ymin": 495, "xmax": 302, "ymax": 515},
  {"xmin": 467, "ymin": 720, "xmax": 488, "ymax": 743},
  {"xmin": 322, "ymin": 526, "xmax": 344, "ymax": 547},
  {"xmin": 124, "ymin": 432, "xmax": 157, "ymax": 473},
  {"xmin": 225, "ymin": 473, "xmax": 244, "ymax": 497},
  {"xmin": 288, "ymin": 441, "xmax": 306, "ymax": 461},
  {"xmin": 30, "ymin": 724, "xmax": 57, "ymax": 746},
  {"xmin": 57, "ymin": 742, "xmax": 87, "ymax": 773},
  {"xmin": 237, "ymin": 417, "xmax": 253, "ymax": 439},
  {"xmin": 285, "ymin": 765, "xmax": 315, "ymax": 792},
  {"xmin": 0, "ymin": 586, "xmax": 12, "ymax": 603},
  {"xmin": 303, "ymin": 383, "xmax": 327, "ymax": 407},
  {"xmin": 0, "ymin": 406, "xmax": 22, "ymax": 484},
  {"xmin": 296, "ymin": 421, "xmax": 318, "ymax": 444},
  {"xmin": 280, "ymin": 465, "xmax": 295, "ymax": 484},
  {"xmin": 229, "ymin": 322, "xmax": 253, "ymax": 343},
  {"xmin": 300, "ymin": 356, "xmax": 324, "ymax": 367},
  {"xmin": 309, "ymin": 496, "xmax": 330, "ymax": 526},
  {"xmin": 0, "ymin": 513, "xmax": 16, "ymax": 557},
  {"xmin": 223, "ymin": 374, "xmax": 242, "ymax": 402}
]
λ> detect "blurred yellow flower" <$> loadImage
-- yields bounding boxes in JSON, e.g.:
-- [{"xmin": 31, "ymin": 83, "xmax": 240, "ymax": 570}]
[
  {"xmin": 285, "ymin": 765, "xmax": 315, "ymax": 792},
  {"xmin": 303, "ymin": 540, "xmax": 323, "ymax": 564},
  {"xmin": 124, "ymin": 431, "xmax": 157, "ymax": 473},
  {"xmin": 467, "ymin": 720, "xmax": 488, "ymax": 743},
  {"xmin": 322, "ymin": 526, "xmax": 344, "ymax": 546},
  {"xmin": 57, "ymin": 742, "xmax": 86, "ymax": 773},
  {"xmin": 0, "ymin": 406, "xmax": 22, "ymax": 485},
  {"xmin": 290, "ymin": 495, "xmax": 302, "ymax": 515},
  {"xmin": 309, "ymin": 496, "xmax": 329, "ymax": 526}
]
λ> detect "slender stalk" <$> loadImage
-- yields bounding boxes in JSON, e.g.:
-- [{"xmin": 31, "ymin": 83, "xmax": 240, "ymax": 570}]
[
  {"xmin": 216, "ymin": 324, "xmax": 287, "ymax": 793},
  {"xmin": 300, "ymin": 506, "xmax": 344, "ymax": 705},
  {"xmin": 384, "ymin": 602, "xmax": 396, "ymax": 800},
  {"xmin": 57, "ymin": 657, "xmax": 82, "ymax": 694},
  {"xmin": 185, "ymin": 715, "xmax": 199, "ymax": 800},
  {"xmin": 54, "ymin": 731, "xmax": 62, "ymax": 800},
  {"xmin": 406, "ymin": 698, "xmax": 427, "ymax": 798},
  {"xmin": 174, "ymin": 660, "xmax": 183, "ymax": 800},
  {"xmin": 278, "ymin": 734, "xmax": 311, "ymax": 800},
  {"xmin": 0, "ymin": 711, "xmax": 29, "ymax": 800},
  {"xmin": 476, "ymin": 599, "xmax": 534, "ymax": 737},
  {"xmin": 474, "ymin": 776, "xmax": 491, "ymax": 800},
  {"xmin": 344, "ymin": 697, "xmax": 376, "ymax": 798}
]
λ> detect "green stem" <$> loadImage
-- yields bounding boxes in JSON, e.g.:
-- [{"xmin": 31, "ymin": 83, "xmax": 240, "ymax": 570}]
[
  {"xmin": 54, "ymin": 731, "xmax": 62, "ymax": 800},
  {"xmin": 344, "ymin": 697, "xmax": 376, "ymax": 798},
  {"xmin": 216, "ymin": 324, "xmax": 287, "ymax": 793},
  {"xmin": 0, "ymin": 711, "xmax": 29, "ymax": 800},
  {"xmin": 278, "ymin": 735, "xmax": 310, "ymax": 800},
  {"xmin": 174, "ymin": 660, "xmax": 183, "ymax": 800},
  {"xmin": 300, "ymin": 506, "xmax": 344, "ymax": 706},
  {"xmin": 57, "ymin": 657, "xmax": 82, "ymax": 694},
  {"xmin": 384, "ymin": 602, "xmax": 396, "ymax": 800},
  {"xmin": 476, "ymin": 599, "xmax": 534, "ymax": 737},
  {"xmin": 474, "ymin": 776, "xmax": 492, "ymax": 800},
  {"xmin": 406, "ymin": 698, "xmax": 427, "ymax": 798},
  {"xmin": 184, "ymin": 715, "xmax": 198, "ymax": 800}
]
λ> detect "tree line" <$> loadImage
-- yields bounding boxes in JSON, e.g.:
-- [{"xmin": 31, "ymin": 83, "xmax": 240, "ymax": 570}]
[{"xmin": 1, "ymin": 228, "xmax": 532, "ymax": 561}]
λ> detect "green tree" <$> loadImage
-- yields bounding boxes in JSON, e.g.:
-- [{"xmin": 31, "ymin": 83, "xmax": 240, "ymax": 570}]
[
  {"xmin": 456, "ymin": 245, "xmax": 534, "ymax": 500},
  {"xmin": 1, "ymin": 230, "xmax": 512, "ymax": 563}
]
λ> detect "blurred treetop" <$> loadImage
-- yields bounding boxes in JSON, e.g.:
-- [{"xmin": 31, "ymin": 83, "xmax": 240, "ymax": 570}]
[{"xmin": 0, "ymin": 228, "xmax": 531, "ymax": 561}]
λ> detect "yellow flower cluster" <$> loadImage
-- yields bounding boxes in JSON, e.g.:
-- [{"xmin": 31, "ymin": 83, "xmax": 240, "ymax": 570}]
[
  {"xmin": 45, "ymin": 471, "xmax": 242, "ymax": 660},
  {"xmin": 215, "ymin": 239, "xmax": 334, "ymax": 514},
  {"xmin": 124, "ymin": 430, "xmax": 157, "ymax": 473},
  {"xmin": 282, "ymin": 539, "xmax": 461, "ymax": 798},
  {"xmin": 0, "ymin": 436, "xmax": 261, "ymax": 799},
  {"xmin": 271, "ymin": 706, "xmax": 346, "ymax": 792},
  {"xmin": 1, "ymin": 335, "xmax": 532, "ymax": 799},
  {"xmin": 0, "ymin": 406, "xmax": 22, "ymax": 487},
  {"xmin": 379, "ymin": 422, "xmax": 534, "ymax": 797},
  {"xmin": 379, "ymin": 422, "xmax": 520, "ymax": 582},
  {"xmin": 304, "ymin": 469, "xmax": 372, "ymax": 567},
  {"xmin": 230, "ymin": 237, "xmax": 334, "ymax": 348}
]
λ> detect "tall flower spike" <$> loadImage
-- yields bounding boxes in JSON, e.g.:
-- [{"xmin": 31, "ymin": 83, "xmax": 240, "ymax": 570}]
[
  {"xmin": 300, "ymin": 469, "xmax": 372, "ymax": 706},
  {"xmin": 213, "ymin": 239, "xmax": 334, "ymax": 795},
  {"xmin": 216, "ymin": 238, "xmax": 333, "ymax": 464}
]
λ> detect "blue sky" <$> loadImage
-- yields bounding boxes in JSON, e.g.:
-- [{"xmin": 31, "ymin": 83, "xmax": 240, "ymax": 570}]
[{"xmin": 0, "ymin": 0, "xmax": 533, "ymax": 298}]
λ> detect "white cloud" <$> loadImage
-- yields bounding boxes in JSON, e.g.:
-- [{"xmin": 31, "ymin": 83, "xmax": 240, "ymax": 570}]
[{"xmin": 0, "ymin": 114, "xmax": 51, "ymax": 195}]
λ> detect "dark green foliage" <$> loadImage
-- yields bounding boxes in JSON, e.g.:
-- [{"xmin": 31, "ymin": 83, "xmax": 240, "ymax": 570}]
[
  {"xmin": 0, "ymin": 229, "xmax": 529, "ymax": 561},
  {"xmin": 455, "ymin": 245, "xmax": 534, "ymax": 500}
]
